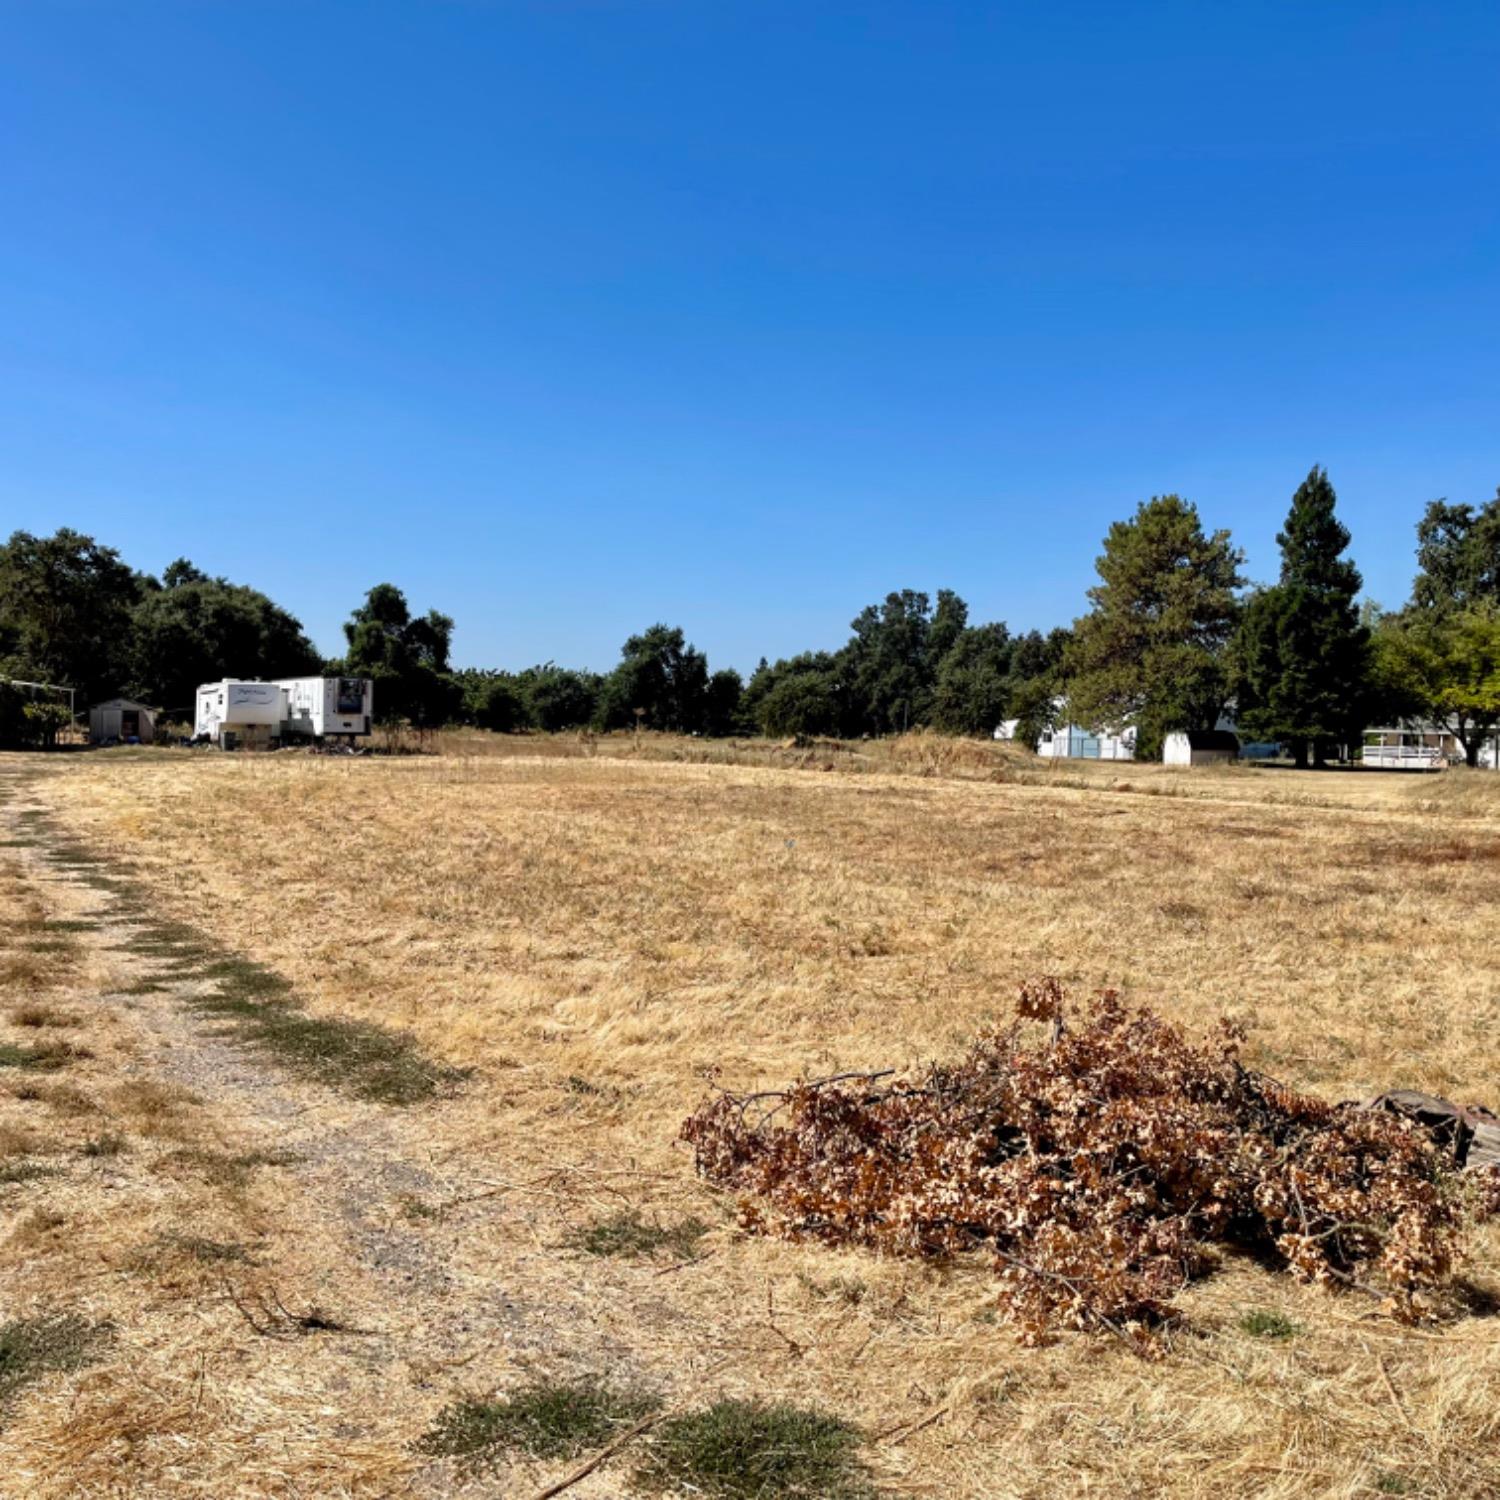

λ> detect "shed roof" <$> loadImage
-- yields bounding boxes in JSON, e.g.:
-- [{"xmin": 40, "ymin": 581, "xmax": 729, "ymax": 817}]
[
  {"xmin": 90, "ymin": 698, "xmax": 156, "ymax": 712},
  {"xmin": 1174, "ymin": 729, "xmax": 1240, "ymax": 752}
]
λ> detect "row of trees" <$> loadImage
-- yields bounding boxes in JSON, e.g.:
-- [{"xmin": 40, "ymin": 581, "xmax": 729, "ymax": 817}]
[
  {"xmin": 3, "ymin": 471, "xmax": 1497, "ymax": 759},
  {"xmin": 1060, "ymin": 468, "xmax": 1500, "ymax": 764}
]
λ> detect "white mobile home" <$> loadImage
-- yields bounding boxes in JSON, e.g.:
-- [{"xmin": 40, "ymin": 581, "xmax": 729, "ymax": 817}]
[
  {"xmin": 277, "ymin": 676, "xmax": 373, "ymax": 740},
  {"xmin": 89, "ymin": 698, "xmax": 156, "ymax": 744},
  {"xmin": 1364, "ymin": 721, "xmax": 1500, "ymax": 770},
  {"xmin": 195, "ymin": 680, "xmax": 286, "ymax": 748}
]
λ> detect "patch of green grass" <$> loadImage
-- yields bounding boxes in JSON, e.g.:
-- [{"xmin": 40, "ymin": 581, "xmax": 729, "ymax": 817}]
[
  {"xmin": 169, "ymin": 1233, "xmax": 253, "ymax": 1264},
  {"xmin": 567, "ymin": 1210, "xmax": 708, "ymax": 1261},
  {"xmin": 636, "ymin": 1400, "xmax": 871, "ymax": 1499},
  {"xmin": 188, "ymin": 983, "xmax": 457, "ymax": 1104},
  {"xmin": 80, "ymin": 1132, "xmax": 127, "ymax": 1158},
  {"xmin": 37, "ymin": 919, "xmax": 94, "ymax": 934},
  {"xmin": 157, "ymin": 1146, "xmax": 299, "ymax": 1188},
  {"xmin": 197, "ymin": 956, "xmax": 297, "ymax": 1002},
  {"xmin": 563, "ymin": 1073, "xmax": 617, "ymax": 1098},
  {"xmin": 0, "ymin": 1161, "xmax": 59, "ymax": 1186},
  {"xmin": 9, "ymin": 1004, "xmax": 77, "ymax": 1028},
  {"xmin": 1239, "ymin": 1308, "xmax": 1299, "ymax": 1340},
  {"xmin": 0, "ymin": 1041, "xmax": 76, "ymax": 1072},
  {"xmin": 797, "ymin": 1272, "xmax": 867, "ymax": 1306},
  {"xmin": 0, "ymin": 1313, "xmax": 110, "ymax": 1412},
  {"xmin": 1373, "ymin": 1471, "xmax": 1416, "ymax": 1496},
  {"xmin": 115, "ymin": 923, "xmax": 217, "ymax": 963},
  {"xmin": 417, "ymin": 1376, "xmax": 660, "ymax": 1467},
  {"xmin": 135, "ymin": 921, "xmax": 203, "ymax": 945}
]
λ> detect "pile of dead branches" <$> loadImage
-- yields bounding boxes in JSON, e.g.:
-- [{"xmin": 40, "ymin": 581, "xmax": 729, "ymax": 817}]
[{"xmin": 682, "ymin": 981, "xmax": 1496, "ymax": 1351}]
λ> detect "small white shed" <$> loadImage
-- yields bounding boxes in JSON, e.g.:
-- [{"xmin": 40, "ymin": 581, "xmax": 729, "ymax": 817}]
[
  {"xmin": 1163, "ymin": 729, "xmax": 1240, "ymax": 766},
  {"xmin": 89, "ymin": 699, "xmax": 156, "ymax": 744}
]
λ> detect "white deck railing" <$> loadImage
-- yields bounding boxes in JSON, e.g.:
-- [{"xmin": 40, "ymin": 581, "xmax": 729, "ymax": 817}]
[{"xmin": 1362, "ymin": 744, "xmax": 1445, "ymax": 770}]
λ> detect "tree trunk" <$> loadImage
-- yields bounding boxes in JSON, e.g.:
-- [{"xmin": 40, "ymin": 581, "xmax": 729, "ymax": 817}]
[{"xmin": 1293, "ymin": 740, "xmax": 1309, "ymax": 770}]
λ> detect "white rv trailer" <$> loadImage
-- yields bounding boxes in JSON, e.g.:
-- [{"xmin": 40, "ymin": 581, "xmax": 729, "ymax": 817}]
[
  {"xmin": 276, "ymin": 676, "xmax": 373, "ymax": 740},
  {"xmin": 195, "ymin": 680, "xmax": 287, "ymax": 748},
  {"xmin": 194, "ymin": 677, "xmax": 374, "ymax": 748}
]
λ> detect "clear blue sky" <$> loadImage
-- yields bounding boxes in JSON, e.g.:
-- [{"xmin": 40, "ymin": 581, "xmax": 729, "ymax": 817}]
[{"xmin": 3, "ymin": 2, "xmax": 1497, "ymax": 673}]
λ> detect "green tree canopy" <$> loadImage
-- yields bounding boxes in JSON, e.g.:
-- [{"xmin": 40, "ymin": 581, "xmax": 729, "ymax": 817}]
[
  {"xmin": 0, "ymin": 528, "xmax": 142, "ymax": 701},
  {"xmin": 596, "ymin": 624, "xmax": 710, "ymax": 732},
  {"xmin": 1003, "ymin": 627, "xmax": 1071, "ymax": 747},
  {"xmin": 703, "ymin": 667, "xmax": 746, "ymax": 737},
  {"xmin": 454, "ymin": 669, "xmax": 533, "ymax": 733},
  {"xmin": 930, "ymin": 623, "xmax": 1013, "ymax": 736},
  {"xmin": 743, "ymin": 651, "xmax": 850, "ymax": 739},
  {"xmin": 129, "ymin": 561, "xmax": 322, "ymax": 711},
  {"xmin": 1066, "ymin": 496, "xmax": 1244, "ymax": 758},
  {"xmin": 1234, "ymin": 467, "xmax": 1370, "ymax": 765},
  {"xmin": 1412, "ymin": 489, "xmax": 1500, "ymax": 613},
  {"xmin": 518, "ymin": 664, "xmax": 601, "ymax": 732},
  {"xmin": 843, "ymin": 588, "xmax": 971, "ymax": 734},
  {"xmin": 339, "ymin": 583, "xmax": 461, "ymax": 727},
  {"xmin": 1373, "ymin": 605, "xmax": 1500, "ymax": 768}
]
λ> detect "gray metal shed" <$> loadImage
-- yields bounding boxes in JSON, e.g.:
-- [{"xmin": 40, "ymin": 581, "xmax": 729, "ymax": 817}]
[{"xmin": 89, "ymin": 698, "xmax": 156, "ymax": 744}]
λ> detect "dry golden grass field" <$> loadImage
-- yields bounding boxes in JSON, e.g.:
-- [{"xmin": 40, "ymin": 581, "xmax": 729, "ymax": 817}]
[{"xmin": 1, "ymin": 733, "xmax": 1498, "ymax": 1498}]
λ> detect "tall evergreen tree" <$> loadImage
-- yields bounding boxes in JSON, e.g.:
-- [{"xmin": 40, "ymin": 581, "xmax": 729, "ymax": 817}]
[
  {"xmin": 1234, "ymin": 466, "xmax": 1369, "ymax": 767},
  {"xmin": 1066, "ymin": 497, "xmax": 1244, "ymax": 759}
]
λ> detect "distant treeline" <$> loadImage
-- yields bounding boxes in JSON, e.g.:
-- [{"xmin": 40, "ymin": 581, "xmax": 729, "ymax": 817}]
[{"xmin": 2, "ymin": 466, "xmax": 1497, "ymax": 762}]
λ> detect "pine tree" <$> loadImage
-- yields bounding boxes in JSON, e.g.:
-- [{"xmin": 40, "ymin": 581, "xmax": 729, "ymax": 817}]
[
  {"xmin": 1235, "ymin": 466, "xmax": 1370, "ymax": 767},
  {"xmin": 1066, "ymin": 496, "xmax": 1244, "ymax": 759}
]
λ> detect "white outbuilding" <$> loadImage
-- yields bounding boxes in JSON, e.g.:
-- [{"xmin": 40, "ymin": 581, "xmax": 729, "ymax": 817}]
[
  {"xmin": 1163, "ymin": 729, "xmax": 1240, "ymax": 767},
  {"xmin": 88, "ymin": 698, "xmax": 156, "ymax": 744}
]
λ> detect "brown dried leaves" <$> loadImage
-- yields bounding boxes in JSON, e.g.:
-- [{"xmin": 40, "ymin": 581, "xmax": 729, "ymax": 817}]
[{"xmin": 682, "ymin": 986, "xmax": 1481, "ymax": 1352}]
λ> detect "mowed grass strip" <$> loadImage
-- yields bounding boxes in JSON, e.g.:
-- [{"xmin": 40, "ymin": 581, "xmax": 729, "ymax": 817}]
[
  {"xmin": 186, "ymin": 955, "xmax": 459, "ymax": 1105},
  {"xmin": 7, "ymin": 803, "xmax": 453, "ymax": 1107}
]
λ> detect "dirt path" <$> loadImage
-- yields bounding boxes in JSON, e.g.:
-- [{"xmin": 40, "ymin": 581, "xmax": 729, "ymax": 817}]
[{"xmin": 0, "ymin": 770, "xmax": 590, "ymax": 1497}]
